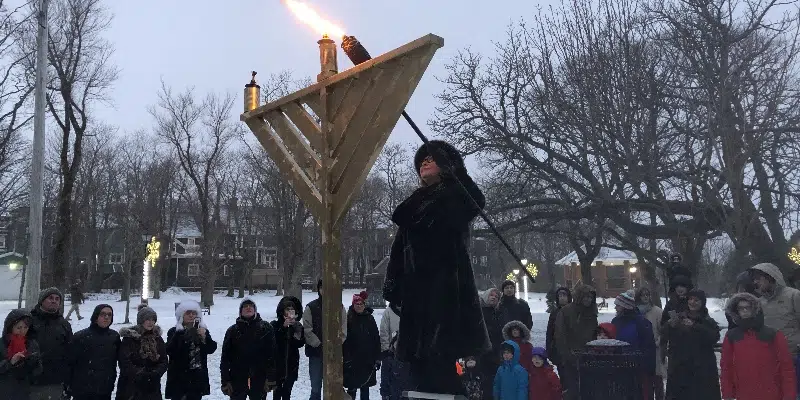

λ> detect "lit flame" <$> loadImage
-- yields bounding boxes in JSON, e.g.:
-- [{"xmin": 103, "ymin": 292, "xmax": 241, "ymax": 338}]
[{"xmin": 283, "ymin": 0, "xmax": 345, "ymax": 39}]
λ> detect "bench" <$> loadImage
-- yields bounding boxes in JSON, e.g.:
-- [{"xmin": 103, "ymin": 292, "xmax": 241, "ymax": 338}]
[{"xmin": 597, "ymin": 298, "xmax": 608, "ymax": 309}]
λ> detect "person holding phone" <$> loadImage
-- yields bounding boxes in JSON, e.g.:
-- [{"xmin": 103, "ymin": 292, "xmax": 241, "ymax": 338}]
[
  {"xmin": 165, "ymin": 300, "xmax": 218, "ymax": 400},
  {"xmin": 271, "ymin": 296, "xmax": 305, "ymax": 400},
  {"xmin": 0, "ymin": 309, "xmax": 43, "ymax": 399}
]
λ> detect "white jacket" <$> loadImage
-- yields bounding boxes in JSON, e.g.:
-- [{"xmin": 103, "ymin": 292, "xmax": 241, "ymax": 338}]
[{"xmin": 379, "ymin": 306, "xmax": 400, "ymax": 352}]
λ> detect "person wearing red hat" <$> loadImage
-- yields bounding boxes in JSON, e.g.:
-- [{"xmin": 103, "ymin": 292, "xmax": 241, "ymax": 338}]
[{"xmin": 343, "ymin": 291, "xmax": 380, "ymax": 400}]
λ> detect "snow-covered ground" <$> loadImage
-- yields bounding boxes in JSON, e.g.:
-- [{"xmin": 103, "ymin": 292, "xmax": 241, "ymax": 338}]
[{"xmin": 0, "ymin": 290, "xmax": 730, "ymax": 399}]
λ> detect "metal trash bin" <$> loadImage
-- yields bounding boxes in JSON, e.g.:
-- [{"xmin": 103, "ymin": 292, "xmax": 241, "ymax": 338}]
[{"xmin": 575, "ymin": 340, "xmax": 644, "ymax": 400}]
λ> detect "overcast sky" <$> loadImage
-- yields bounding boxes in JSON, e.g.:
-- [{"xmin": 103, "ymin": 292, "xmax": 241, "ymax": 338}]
[{"xmin": 86, "ymin": 0, "xmax": 547, "ymax": 166}]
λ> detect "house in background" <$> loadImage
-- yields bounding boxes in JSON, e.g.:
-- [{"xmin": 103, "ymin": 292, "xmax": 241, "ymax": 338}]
[
  {"xmin": 558, "ymin": 247, "xmax": 641, "ymax": 297},
  {"xmin": 0, "ymin": 252, "xmax": 25, "ymax": 301}
]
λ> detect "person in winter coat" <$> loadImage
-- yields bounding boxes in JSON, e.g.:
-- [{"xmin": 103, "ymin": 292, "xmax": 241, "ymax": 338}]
[
  {"xmin": 303, "ymin": 279, "xmax": 347, "ymax": 400},
  {"xmin": 635, "ymin": 287, "xmax": 665, "ymax": 400},
  {"xmin": 29, "ymin": 287, "xmax": 72, "ymax": 400},
  {"xmin": 499, "ymin": 281, "xmax": 533, "ymax": 329},
  {"xmin": 502, "ymin": 321, "xmax": 532, "ymax": 372},
  {"xmin": 65, "ymin": 280, "xmax": 84, "ymax": 321},
  {"xmin": 660, "ymin": 274, "xmax": 692, "ymax": 327},
  {"xmin": 459, "ymin": 356, "xmax": 482, "ymax": 400},
  {"xmin": 270, "ymin": 296, "xmax": 305, "ymax": 400},
  {"xmin": 379, "ymin": 303, "xmax": 400, "ymax": 357},
  {"xmin": 0, "ymin": 309, "xmax": 42, "ymax": 400},
  {"xmin": 116, "ymin": 306, "xmax": 168, "ymax": 400},
  {"xmin": 545, "ymin": 286, "xmax": 570, "ymax": 370},
  {"xmin": 527, "ymin": 347, "xmax": 561, "ymax": 400},
  {"xmin": 492, "ymin": 341, "xmax": 528, "ymax": 400},
  {"xmin": 612, "ymin": 290, "xmax": 656, "ymax": 400},
  {"xmin": 165, "ymin": 300, "xmax": 218, "ymax": 400},
  {"xmin": 383, "ymin": 140, "xmax": 491, "ymax": 395},
  {"xmin": 750, "ymin": 262, "xmax": 800, "ymax": 356},
  {"xmin": 221, "ymin": 298, "xmax": 277, "ymax": 400},
  {"xmin": 66, "ymin": 304, "xmax": 120, "ymax": 400},
  {"xmin": 554, "ymin": 284, "xmax": 598, "ymax": 400},
  {"xmin": 380, "ymin": 333, "xmax": 412, "ymax": 400},
  {"xmin": 726, "ymin": 270, "xmax": 758, "ymax": 331},
  {"xmin": 663, "ymin": 289, "xmax": 721, "ymax": 400},
  {"xmin": 721, "ymin": 292, "xmax": 796, "ymax": 400},
  {"xmin": 480, "ymin": 288, "xmax": 504, "ymax": 400},
  {"xmin": 343, "ymin": 292, "xmax": 381, "ymax": 400}
]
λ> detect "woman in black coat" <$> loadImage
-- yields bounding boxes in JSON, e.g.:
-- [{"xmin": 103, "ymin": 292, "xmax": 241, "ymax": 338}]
[
  {"xmin": 663, "ymin": 289, "xmax": 721, "ymax": 400},
  {"xmin": 0, "ymin": 309, "xmax": 42, "ymax": 400},
  {"xmin": 165, "ymin": 300, "xmax": 218, "ymax": 400},
  {"xmin": 383, "ymin": 140, "xmax": 491, "ymax": 395},
  {"xmin": 116, "ymin": 306, "xmax": 168, "ymax": 400},
  {"xmin": 270, "ymin": 296, "xmax": 305, "ymax": 400},
  {"xmin": 343, "ymin": 292, "xmax": 381, "ymax": 400}
]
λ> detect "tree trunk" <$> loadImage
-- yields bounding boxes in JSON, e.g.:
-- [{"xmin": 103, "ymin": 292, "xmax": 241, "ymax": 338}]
[
  {"xmin": 579, "ymin": 260, "xmax": 594, "ymax": 287},
  {"xmin": 227, "ymin": 266, "xmax": 235, "ymax": 297},
  {"xmin": 52, "ymin": 179, "xmax": 76, "ymax": 289}
]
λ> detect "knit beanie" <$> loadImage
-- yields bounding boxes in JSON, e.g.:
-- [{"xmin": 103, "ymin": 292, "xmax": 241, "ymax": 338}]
[
  {"xmin": 501, "ymin": 280, "xmax": 515, "ymax": 291},
  {"xmin": 413, "ymin": 140, "xmax": 465, "ymax": 176},
  {"xmin": 614, "ymin": 291, "xmax": 636, "ymax": 311},
  {"xmin": 36, "ymin": 287, "xmax": 63, "ymax": 310},
  {"xmin": 352, "ymin": 291, "xmax": 368, "ymax": 305},
  {"xmin": 239, "ymin": 298, "xmax": 257, "ymax": 315},
  {"xmin": 137, "ymin": 306, "xmax": 157, "ymax": 326}
]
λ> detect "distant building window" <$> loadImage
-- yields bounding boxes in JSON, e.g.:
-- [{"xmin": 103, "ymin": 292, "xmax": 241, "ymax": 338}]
[
  {"xmin": 109, "ymin": 253, "xmax": 123, "ymax": 264},
  {"xmin": 472, "ymin": 256, "xmax": 478, "ymax": 265},
  {"xmin": 187, "ymin": 238, "xmax": 195, "ymax": 246},
  {"xmin": 481, "ymin": 256, "xmax": 487, "ymax": 265},
  {"xmin": 0, "ymin": 235, "xmax": 6, "ymax": 249},
  {"xmin": 223, "ymin": 265, "xmax": 232, "ymax": 276},
  {"xmin": 235, "ymin": 235, "xmax": 243, "ymax": 248},
  {"xmin": 188, "ymin": 264, "xmax": 200, "ymax": 277},
  {"xmin": 258, "ymin": 249, "xmax": 278, "ymax": 269}
]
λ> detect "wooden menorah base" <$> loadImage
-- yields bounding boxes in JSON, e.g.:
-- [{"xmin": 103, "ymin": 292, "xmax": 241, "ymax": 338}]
[{"xmin": 403, "ymin": 391, "xmax": 467, "ymax": 400}]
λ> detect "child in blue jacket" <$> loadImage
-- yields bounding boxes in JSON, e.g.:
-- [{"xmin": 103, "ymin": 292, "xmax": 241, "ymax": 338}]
[{"xmin": 493, "ymin": 340, "xmax": 528, "ymax": 400}]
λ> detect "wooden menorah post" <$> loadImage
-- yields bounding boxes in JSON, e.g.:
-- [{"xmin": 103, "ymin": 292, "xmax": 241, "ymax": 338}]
[{"xmin": 241, "ymin": 34, "xmax": 444, "ymax": 400}]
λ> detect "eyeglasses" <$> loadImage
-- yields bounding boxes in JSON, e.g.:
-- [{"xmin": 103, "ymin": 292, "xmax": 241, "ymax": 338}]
[
  {"xmin": 737, "ymin": 306, "xmax": 753, "ymax": 311},
  {"xmin": 98, "ymin": 312, "xmax": 113, "ymax": 318}
]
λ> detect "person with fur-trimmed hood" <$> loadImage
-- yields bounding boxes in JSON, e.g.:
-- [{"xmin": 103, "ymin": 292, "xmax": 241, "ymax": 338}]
[
  {"xmin": 545, "ymin": 286, "xmax": 570, "ymax": 370},
  {"xmin": 343, "ymin": 291, "xmax": 381, "ymax": 400},
  {"xmin": 663, "ymin": 289, "xmax": 720, "ymax": 400},
  {"xmin": 116, "ymin": 305, "xmax": 168, "ymax": 400},
  {"xmin": 66, "ymin": 304, "xmax": 120, "ymax": 399},
  {"xmin": 383, "ymin": 140, "xmax": 490, "ymax": 395},
  {"xmin": 750, "ymin": 262, "xmax": 800, "ymax": 357},
  {"xmin": 721, "ymin": 292, "xmax": 796, "ymax": 400},
  {"xmin": 220, "ymin": 298, "xmax": 277, "ymax": 400},
  {"xmin": 501, "ymin": 321, "xmax": 533, "ymax": 372},
  {"xmin": 0, "ymin": 309, "xmax": 42, "ymax": 400},
  {"xmin": 270, "ymin": 296, "xmax": 305, "ymax": 400},
  {"xmin": 165, "ymin": 300, "xmax": 218, "ymax": 400},
  {"xmin": 554, "ymin": 284, "xmax": 598, "ymax": 400},
  {"xmin": 29, "ymin": 287, "xmax": 72, "ymax": 399}
]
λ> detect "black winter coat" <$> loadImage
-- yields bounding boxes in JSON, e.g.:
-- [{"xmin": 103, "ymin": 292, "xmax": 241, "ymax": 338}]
[
  {"xmin": 0, "ymin": 309, "xmax": 42, "ymax": 400},
  {"xmin": 343, "ymin": 306, "xmax": 380, "ymax": 389},
  {"xmin": 271, "ymin": 297, "xmax": 305, "ymax": 383},
  {"xmin": 663, "ymin": 310, "xmax": 721, "ymax": 400},
  {"xmin": 67, "ymin": 324, "xmax": 120, "ymax": 397},
  {"xmin": 384, "ymin": 171, "xmax": 491, "ymax": 361},
  {"xmin": 499, "ymin": 296, "xmax": 532, "ymax": 329},
  {"xmin": 165, "ymin": 326, "xmax": 217, "ymax": 398},
  {"xmin": 220, "ymin": 314, "xmax": 277, "ymax": 395},
  {"xmin": 545, "ymin": 287, "xmax": 571, "ymax": 367},
  {"xmin": 29, "ymin": 306, "xmax": 72, "ymax": 386},
  {"xmin": 116, "ymin": 326, "xmax": 168, "ymax": 400}
]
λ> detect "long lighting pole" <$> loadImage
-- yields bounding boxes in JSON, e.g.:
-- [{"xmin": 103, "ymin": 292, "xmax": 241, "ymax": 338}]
[{"xmin": 25, "ymin": 0, "xmax": 50, "ymax": 309}]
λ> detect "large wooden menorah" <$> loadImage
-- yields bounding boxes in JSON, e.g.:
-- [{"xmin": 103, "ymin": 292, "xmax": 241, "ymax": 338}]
[{"xmin": 241, "ymin": 34, "xmax": 443, "ymax": 400}]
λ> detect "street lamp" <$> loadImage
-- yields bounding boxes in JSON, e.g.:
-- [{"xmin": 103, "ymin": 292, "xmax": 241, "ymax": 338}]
[
  {"xmin": 9, "ymin": 263, "xmax": 18, "ymax": 271},
  {"xmin": 512, "ymin": 269, "xmax": 520, "ymax": 299},
  {"xmin": 143, "ymin": 236, "xmax": 160, "ymax": 304},
  {"xmin": 629, "ymin": 266, "xmax": 638, "ymax": 273}
]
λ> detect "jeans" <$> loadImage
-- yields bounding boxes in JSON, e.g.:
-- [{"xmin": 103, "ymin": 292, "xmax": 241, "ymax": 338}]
[
  {"xmin": 346, "ymin": 387, "xmax": 370, "ymax": 400},
  {"xmin": 66, "ymin": 303, "xmax": 82, "ymax": 320},
  {"xmin": 273, "ymin": 380, "xmax": 294, "ymax": 400},
  {"xmin": 309, "ymin": 356, "xmax": 323, "ymax": 400}
]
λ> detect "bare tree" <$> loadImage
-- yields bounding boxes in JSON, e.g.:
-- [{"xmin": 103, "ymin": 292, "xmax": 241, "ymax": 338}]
[
  {"xmin": 28, "ymin": 0, "xmax": 119, "ymax": 286},
  {"xmin": 150, "ymin": 82, "xmax": 236, "ymax": 306}
]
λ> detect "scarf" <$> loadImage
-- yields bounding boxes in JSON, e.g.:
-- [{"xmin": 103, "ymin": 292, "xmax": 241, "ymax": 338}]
[
  {"xmin": 6, "ymin": 335, "xmax": 26, "ymax": 359},
  {"xmin": 139, "ymin": 332, "xmax": 161, "ymax": 362},
  {"xmin": 187, "ymin": 332, "xmax": 203, "ymax": 370}
]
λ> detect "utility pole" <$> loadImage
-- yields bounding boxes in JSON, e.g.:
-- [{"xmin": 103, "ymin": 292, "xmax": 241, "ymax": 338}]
[{"xmin": 25, "ymin": 0, "xmax": 50, "ymax": 309}]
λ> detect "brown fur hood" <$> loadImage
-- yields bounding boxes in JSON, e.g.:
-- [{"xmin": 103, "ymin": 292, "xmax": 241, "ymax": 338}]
[
  {"xmin": 725, "ymin": 292, "xmax": 762, "ymax": 326},
  {"xmin": 119, "ymin": 325, "xmax": 163, "ymax": 340},
  {"xmin": 502, "ymin": 320, "xmax": 531, "ymax": 341}
]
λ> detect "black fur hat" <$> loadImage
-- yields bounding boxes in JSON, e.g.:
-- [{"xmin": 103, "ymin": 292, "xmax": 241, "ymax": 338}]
[{"xmin": 413, "ymin": 140, "xmax": 465, "ymax": 175}]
